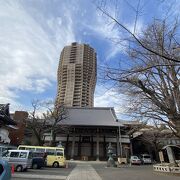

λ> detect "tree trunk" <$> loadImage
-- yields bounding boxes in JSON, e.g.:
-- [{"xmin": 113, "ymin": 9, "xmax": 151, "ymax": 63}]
[
  {"xmin": 50, "ymin": 132, "xmax": 56, "ymax": 147},
  {"xmin": 174, "ymin": 121, "xmax": 180, "ymax": 138},
  {"xmin": 33, "ymin": 129, "xmax": 43, "ymax": 146},
  {"xmin": 153, "ymin": 146, "xmax": 160, "ymax": 162}
]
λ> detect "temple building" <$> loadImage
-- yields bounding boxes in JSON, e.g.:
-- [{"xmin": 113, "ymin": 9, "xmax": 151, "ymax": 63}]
[{"xmin": 44, "ymin": 107, "xmax": 133, "ymax": 161}]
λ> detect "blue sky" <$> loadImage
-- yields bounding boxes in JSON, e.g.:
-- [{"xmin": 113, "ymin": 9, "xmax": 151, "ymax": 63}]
[{"xmin": 0, "ymin": 0, "xmax": 179, "ymax": 117}]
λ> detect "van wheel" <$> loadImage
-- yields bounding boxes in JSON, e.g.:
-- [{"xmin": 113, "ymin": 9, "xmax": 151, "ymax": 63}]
[
  {"xmin": 53, "ymin": 162, "xmax": 59, "ymax": 168},
  {"xmin": 32, "ymin": 163, "xmax": 38, "ymax": 169},
  {"xmin": 16, "ymin": 165, "xmax": 23, "ymax": 172}
]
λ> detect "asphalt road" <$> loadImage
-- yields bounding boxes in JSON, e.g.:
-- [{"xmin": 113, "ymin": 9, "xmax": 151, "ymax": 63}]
[
  {"xmin": 93, "ymin": 164, "xmax": 180, "ymax": 180},
  {"xmin": 12, "ymin": 162, "xmax": 76, "ymax": 180},
  {"xmin": 11, "ymin": 162, "xmax": 180, "ymax": 180}
]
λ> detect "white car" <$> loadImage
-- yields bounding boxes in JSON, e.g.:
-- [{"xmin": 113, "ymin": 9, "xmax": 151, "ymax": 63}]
[
  {"xmin": 140, "ymin": 154, "xmax": 152, "ymax": 164},
  {"xmin": 130, "ymin": 156, "xmax": 142, "ymax": 165}
]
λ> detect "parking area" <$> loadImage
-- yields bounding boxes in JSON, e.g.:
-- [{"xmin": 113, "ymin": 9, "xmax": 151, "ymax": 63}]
[
  {"xmin": 93, "ymin": 164, "xmax": 180, "ymax": 180},
  {"xmin": 12, "ymin": 163, "xmax": 76, "ymax": 180},
  {"xmin": 11, "ymin": 162, "xmax": 180, "ymax": 180}
]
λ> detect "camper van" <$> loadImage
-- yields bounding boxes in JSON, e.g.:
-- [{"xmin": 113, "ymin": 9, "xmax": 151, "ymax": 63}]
[{"xmin": 2, "ymin": 150, "xmax": 32, "ymax": 172}]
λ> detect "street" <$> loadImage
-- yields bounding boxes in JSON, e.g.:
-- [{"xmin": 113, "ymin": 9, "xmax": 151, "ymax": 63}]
[
  {"xmin": 12, "ymin": 163, "xmax": 76, "ymax": 180},
  {"xmin": 93, "ymin": 163, "xmax": 180, "ymax": 180},
  {"xmin": 11, "ymin": 162, "xmax": 180, "ymax": 180}
]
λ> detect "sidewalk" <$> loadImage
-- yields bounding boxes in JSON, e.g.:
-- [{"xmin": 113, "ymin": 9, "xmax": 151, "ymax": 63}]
[
  {"xmin": 66, "ymin": 164, "xmax": 102, "ymax": 180},
  {"xmin": 12, "ymin": 174, "xmax": 66, "ymax": 179}
]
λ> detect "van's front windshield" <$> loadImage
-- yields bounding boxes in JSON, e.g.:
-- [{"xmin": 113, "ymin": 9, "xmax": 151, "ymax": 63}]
[{"xmin": 2, "ymin": 151, "xmax": 9, "ymax": 157}]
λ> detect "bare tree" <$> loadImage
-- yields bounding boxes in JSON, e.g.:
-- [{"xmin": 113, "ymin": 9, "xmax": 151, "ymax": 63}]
[
  {"xmin": 96, "ymin": 1, "xmax": 180, "ymax": 63},
  {"xmin": 136, "ymin": 125, "xmax": 173, "ymax": 161},
  {"xmin": 43, "ymin": 102, "xmax": 68, "ymax": 147},
  {"xmin": 27, "ymin": 100, "xmax": 48, "ymax": 145},
  {"xmin": 27, "ymin": 100, "xmax": 68, "ymax": 146},
  {"xmin": 96, "ymin": 1, "xmax": 180, "ymax": 137},
  {"xmin": 107, "ymin": 20, "xmax": 180, "ymax": 137}
]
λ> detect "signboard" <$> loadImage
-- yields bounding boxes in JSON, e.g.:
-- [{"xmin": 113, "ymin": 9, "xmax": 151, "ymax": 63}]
[{"xmin": 159, "ymin": 151, "xmax": 164, "ymax": 163}]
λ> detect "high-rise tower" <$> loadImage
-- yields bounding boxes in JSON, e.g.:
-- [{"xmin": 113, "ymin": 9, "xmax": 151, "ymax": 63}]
[{"xmin": 56, "ymin": 42, "xmax": 97, "ymax": 107}]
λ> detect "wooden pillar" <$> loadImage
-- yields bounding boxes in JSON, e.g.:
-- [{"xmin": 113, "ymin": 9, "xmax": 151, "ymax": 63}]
[
  {"xmin": 103, "ymin": 135, "xmax": 106, "ymax": 159},
  {"xmin": 96, "ymin": 128, "xmax": 100, "ymax": 161},
  {"xmin": 78, "ymin": 135, "xmax": 81, "ymax": 158},
  {"xmin": 65, "ymin": 134, "xmax": 69, "ymax": 157},
  {"xmin": 71, "ymin": 130, "xmax": 75, "ymax": 160},
  {"xmin": 130, "ymin": 137, "xmax": 133, "ymax": 156},
  {"xmin": 116, "ymin": 132, "xmax": 120, "ymax": 157},
  {"xmin": 91, "ymin": 135, "xmax": 94, "ymax": 158},
  {"xmin": 118, "ymin": 126, "xmax": 123, "ymax": 157}
]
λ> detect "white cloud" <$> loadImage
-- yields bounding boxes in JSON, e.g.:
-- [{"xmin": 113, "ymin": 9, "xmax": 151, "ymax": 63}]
[
  {"xmin": 83, "ymin": 5, "xmax": 144, "ymax": 61},
  {"xmin": 94, "ymin": 85, "xmax": 127, "ymax": 116},
  {"xmin": 0, "ymin": 0, "xmax": 144, "ymax": 113},
  {"xmin": 0, "ymin": 96, "xmax": 25, "ymax": 113},
  {"xmin": 84, "ymin": 10, "xmax": 123, "ymax": 60},
  {"xmin": 126, "ymin": 20, "xmax": 144, "ymax": 36},
  {"xmin": 33, "ymin": 79, "xmax": 52, "ymax": 93},
  {"xmin": 0, "ymin": 1, "xmax": 75, "ymax": 109}
]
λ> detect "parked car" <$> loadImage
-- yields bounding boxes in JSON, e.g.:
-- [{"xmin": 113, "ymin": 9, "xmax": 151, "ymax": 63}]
[
  {"xmin": 2, "ymin": 150, "xmax": 32, "ymax": 172},
  {"xmin": 0, "ymin": 144, "xmax": 16, "ymax": 157},
  {"xmin": 140, "ymin": 154, "xmax": 152, "ymax": 164},
  {"xmin": 130, "ymin": 156, "xmax": 142, "ymax": 165},
  {"xmin": 18, "ymin": 145, "xmax": 66, "ymax": 168},
  {"xmin": 31, "ymin": 152, "xmax": 46, "ymax": 169}
]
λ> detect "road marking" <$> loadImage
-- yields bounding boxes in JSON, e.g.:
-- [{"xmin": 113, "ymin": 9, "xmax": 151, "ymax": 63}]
[
  {"xmin": 67, "ymin": 164, "xmax": 102, "ymax": 180},
  {"xmin": 12, "ymin": 173, "xmax": 67, "ymax": 179}
]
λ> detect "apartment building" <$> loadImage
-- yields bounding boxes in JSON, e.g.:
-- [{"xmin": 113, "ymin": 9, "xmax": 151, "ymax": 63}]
[{"xmin": 56, "ymin": 42, "xmax": 97, "ymax": 107}]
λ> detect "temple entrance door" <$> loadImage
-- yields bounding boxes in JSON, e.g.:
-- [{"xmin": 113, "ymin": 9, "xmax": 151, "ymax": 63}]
[
  {"xmin": 81, "ymin": 142, "xmax": 91, "ymax": 160},
  {"xmin": 80, "ymin": 136, "xmax": 91, "ymax": 160},
  {"xmin": 81, "ymin": 143, "xmax": 91, "ymax": 156}
]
